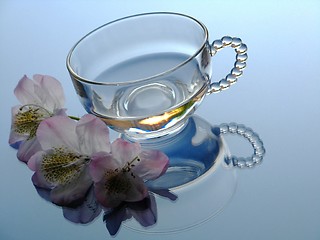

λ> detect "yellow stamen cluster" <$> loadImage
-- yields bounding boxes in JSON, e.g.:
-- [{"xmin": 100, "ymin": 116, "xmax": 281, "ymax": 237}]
[
  {"xmin": 14, "ymin": 105, "xmax": 50, "ymax": 139},
  {"xmin": 41, "ymin": 147, "xmax": 89, "ymax": 185}
]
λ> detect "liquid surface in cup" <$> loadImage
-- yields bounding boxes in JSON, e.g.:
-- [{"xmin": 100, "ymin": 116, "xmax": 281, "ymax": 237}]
[{"xmin": 90, "ymin": 52, "xmax": 208, "ymax": 133}]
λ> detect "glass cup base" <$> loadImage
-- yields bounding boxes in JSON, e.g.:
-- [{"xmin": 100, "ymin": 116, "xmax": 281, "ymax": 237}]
[
  {"xmin": 123, "ymin": 131, "xmax": 237, "ymax": 233},
  {"xmin": 122, "ymin": 115, "xmax": 232, "ymax": 189}
]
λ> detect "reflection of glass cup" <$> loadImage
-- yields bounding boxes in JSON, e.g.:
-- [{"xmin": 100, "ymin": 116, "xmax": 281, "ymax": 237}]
[{"xmin": 67, "ymin": 12, "xmax": 248, "ymax": 140}]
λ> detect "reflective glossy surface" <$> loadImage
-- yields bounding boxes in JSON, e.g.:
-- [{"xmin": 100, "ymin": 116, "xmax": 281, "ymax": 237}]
[{"xmin": 1, "ymin": 1, "xmax": 320, "ymax": 239}]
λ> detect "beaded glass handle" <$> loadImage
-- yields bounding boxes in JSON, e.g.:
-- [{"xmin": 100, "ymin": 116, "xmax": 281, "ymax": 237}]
[
  {"xmin": 219, "ymin": 123, "xmax": 265, "ymax": 168},
  {"xmin": 208, "ymin": 36, "xmax": 248, "ymax": 94}
]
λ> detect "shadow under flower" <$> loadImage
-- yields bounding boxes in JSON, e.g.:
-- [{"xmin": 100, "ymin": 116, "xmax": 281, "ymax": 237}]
[
  {"xmin": 34, "ymin": 182, "xmax": 177, "ymax": 236},
  {"xmin": 34, "ymin": 184, "xmax": 102, "ymax": 224},
  {"xmin": 104, "ymin": 189, "xmax": 177, "ymax": 236},
  {"xmin": 107, "ymin": 188, "xmax": 178, "ymax": 236},
  {"xmin": 103, "ymin": 193, "xmax": 157, "ymax": 236}
]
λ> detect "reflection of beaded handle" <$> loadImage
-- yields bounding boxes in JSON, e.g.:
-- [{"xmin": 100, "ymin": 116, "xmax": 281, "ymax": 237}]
[
  {"xmin": 219, "ymin": 123, "xmax": 265, "ymax": 168},
  {"xmin": 209, "ymin": 36, "xmax": 248, "ymax": 94}
]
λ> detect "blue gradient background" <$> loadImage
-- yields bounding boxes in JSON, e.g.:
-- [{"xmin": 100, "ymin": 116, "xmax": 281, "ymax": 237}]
[{"xmin": 1, "ymin": 0, "xmax": 320, "ymax": 239}]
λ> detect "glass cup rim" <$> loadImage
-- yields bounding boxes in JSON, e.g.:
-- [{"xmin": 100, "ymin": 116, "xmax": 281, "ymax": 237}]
[{"xmin": 66, "ymin": 12, "xmax": 209, "ymax": 86}]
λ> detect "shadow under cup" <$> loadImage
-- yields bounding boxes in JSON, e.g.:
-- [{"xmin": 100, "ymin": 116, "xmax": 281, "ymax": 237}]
[{"xmin": 67, "ymin": 12, "xmax": 212, "ymax": 139}]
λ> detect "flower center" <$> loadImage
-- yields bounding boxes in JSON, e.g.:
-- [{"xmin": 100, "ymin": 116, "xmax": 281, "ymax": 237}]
[
  {"xmin": 104, "ymin": 156, "xmax": 141, "ymax": 195},
  {"xmin": 104, "ymin": 169, "xmax": 131, "ymax": 195},
  {"xmin": 14, "ymin": 104, "xmax": 52, "ymax": 139},
  {"xmin": 41, "ymin": 147, "xmax": 90, "ymax": 185}
]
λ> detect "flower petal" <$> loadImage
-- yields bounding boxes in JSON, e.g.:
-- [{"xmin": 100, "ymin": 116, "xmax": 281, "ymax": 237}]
[
  {"xmin": 53, "ymin": 108, "xmax": 67, "ymax": 116},
  {"xmin": 14, "ymin": 74, "xmax": 65, "ymax": 113},
  {"xmin": 103, "ymin": 206, "xmax": 131, "ymax": 236},
  {"xmin": 34, "ymin": 185, "xmax": 52, "ymax": 202},
  {"xmin": 50, "ymin": 168, "xmax": 93, "ymax": 207},
  {"xmin": 33, "ymin": 74, "xmax": 65, "ymax": 110},
  {"xmin": 62, "ymin": 186, "xmax": 102, "ymax": 224},
  {"xmin": 94, "ymin": 172, "xmax": 148, "ymax": 209},
  {"xmin": 133, "ymin": 150, "xmax": 169, "ymax": 180},
  {"xmin": 148, "ymin": 188, "xmax": 178, "ymax": 201},
  {"xmin": 129, "ymin": 194, "xmax": 157, "ymax": 227},
  {"xmin": 76, "ymin": 114, "xmax": 110, "ymax": 155},
  {"xmin": 89, "ymin": 152, "xmax": 119, "ymax": 182},
  {"xmin": 17, "ymin": 138, "xmax": 42, "ymax": 163},
  {"xmin": 29, "ymin": 151, "xmax": 54, "ymax": 189},
  {"xmin": 111, "ymin": 139, "xmax": 141, "ymax": 166},
  {"xmin": 14, "ymin": 75, "xmax": 40, "ymax": 105},
  {"xmin": 9, "ymin": 106, "xmax": 26, "ymax": 148},
  {"xmin": 36, "ymin": 116, "xmax": 79, "ymax": 152}
]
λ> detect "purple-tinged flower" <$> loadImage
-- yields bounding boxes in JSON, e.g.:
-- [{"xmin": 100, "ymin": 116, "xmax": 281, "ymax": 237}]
[
  {"xmin": 35, "ymin": 185, "xmax": 102, "ymax": 224},
  {"xmin": 28, "ymin": 114, "xmax": 111, "ymax": 206},
  {"xmin": 62, "ymin": 186, "xmax": 102, "ymax": 224},
  {"xmin": 103, "ymin": 193, "xmax": 157, "ymax": 236},
  {"xmin": 90, "ymin": 138, "xmax": 169, "ymax": 209},
  {"xmin": 9, "ymin": 74, "xmax": 66, "ymax": 163}
]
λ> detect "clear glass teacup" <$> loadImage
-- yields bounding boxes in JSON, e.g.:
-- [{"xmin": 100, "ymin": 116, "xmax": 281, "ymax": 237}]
[{"xmin": 67, "ymin": 12, "xmax": 247, "ymax": 140}]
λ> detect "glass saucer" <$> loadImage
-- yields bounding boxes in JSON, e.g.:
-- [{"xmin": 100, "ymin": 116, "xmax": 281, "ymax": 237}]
[{"xmin": 123, "ymin": 116, "xmax": 237, "ymax": 233}]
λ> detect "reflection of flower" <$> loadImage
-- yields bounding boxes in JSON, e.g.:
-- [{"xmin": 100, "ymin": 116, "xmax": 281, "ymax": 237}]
[
  {"xmin": 103, "ymin": 189, "xmax": 177, "ymax": 236},
  {"xmin": 9, "ymin": 75, "xmax": 66, "ymax": 163},
  {"xmin": 103, "ymin": 193, "xmax": 157, "ymax": 236},
  {"xmin": 28, "ymin": 114, "xmax": 111, "ymax": 206},
  {"xmin": 35, "ymin": 185, "xmax": 102, "ymax": 224},
  {"xmin": 90, "ymin": 138, "xmax": 169, "ymax": 208}
]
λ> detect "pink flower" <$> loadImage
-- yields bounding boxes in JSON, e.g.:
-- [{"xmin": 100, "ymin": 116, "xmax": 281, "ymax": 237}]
[
  {"xmin": 28, "ymin": 114, "xmax": 111, "ymax": 206},
  {"xmin": 9, "ymin": 74, "xmax": 66, "ymax": 163},
  {"xmin": 90, "ymin": 138, "xmax": 169, "ymax": 209}
]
